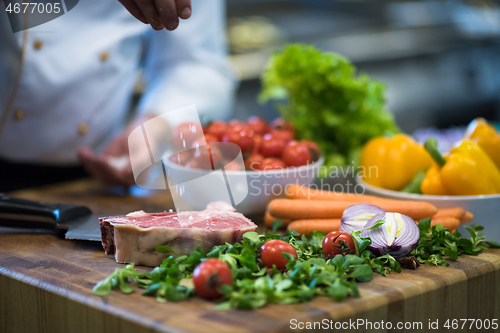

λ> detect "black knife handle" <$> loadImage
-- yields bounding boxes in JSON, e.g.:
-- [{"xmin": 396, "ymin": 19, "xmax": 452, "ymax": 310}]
[
  {"xmin": 0, "ymin": 195, "xmax": 91, "ymax": 230},
  {"xmin": 0, "ymin": 194, "xmax": 57, "ymax": 216}
]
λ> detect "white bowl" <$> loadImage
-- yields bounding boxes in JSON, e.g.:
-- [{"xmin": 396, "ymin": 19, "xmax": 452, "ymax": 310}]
[
  {"xmin": 357, "ymin": 177, "xmax": 500, "ymax": 242},
  {"xmin": 164, "ymin": 156, "xmax": 324, "ymax": 215}
]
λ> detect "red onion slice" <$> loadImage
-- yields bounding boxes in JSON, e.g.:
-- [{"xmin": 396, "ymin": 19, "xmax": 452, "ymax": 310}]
[
  {"xmin": 361, "ymin": 212, "xmax": 419, "ymax": 258},
  {"xmin": 339, "ymin": 204, "xmax": 386, "ymax": 234}
]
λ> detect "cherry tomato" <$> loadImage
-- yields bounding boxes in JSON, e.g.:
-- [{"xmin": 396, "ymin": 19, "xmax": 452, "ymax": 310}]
[
  {"xmin": 301, "ymin": 140, "xmax": 320, "ymax": 154},
  {"xmin": 186, "ymin": 144, "xmax": 223, "ymax": 170},
  {"xmin": 322, "ymin": 231, "xmax": 355, "ymax": 259},
  {"xmin": 191, "ymin": 134, "xmax": 219, "ymax": 150},
  {"xmin": 227, "ymin": 120, "xmax": 248, "ymax": 132},
  {"xmin": 250, "ymin": 134, "xmax": 262, "ymax": 155},
  {"xmin": 206, "ymin": 121, "xmax": 227, "ymax": 141},
  {"xmin": 245, "ymin": 153, "xmax": 265, "ymax": 171},
  {"xmin": 204, "ymin": 133, "xmax": 220, "ymax": 144},
  {"xmin": 226, "ymin": 160, "xmax": 244, "ymax": 171},
  {"xmin": 258, "ymin": 158, "xmax": 286, "ymax": 171},
  {"xmin": 193, "ymin": 259, "xmax": 233, "ymax": 299},
  {"xmin": 260, "ymin": 240, "xmax": 298, "ymax": 271},
  {"xmin": 282, "ymin": 141, "xmax": 313, "ymax": 167},
  {"xmin": 169, "ymin": 150, "xmax": 193, "ymax": 166},
  {"xmin": 247, "ymin": 116, "xmax": 269, "ymax": 136},
  {"xmin": 172, "ymin": 122, "xmax": 203, "ymax": 149},
  {"xmin": 301, "ymin": 140, "xmax": 321, "ymax": 162},
  {"xmin": 185, "ymin": 151, "xmax": 211, "ymax": 170},
  {"xmin": 207, "ymin": 144, "xmax": 224, "ymax": 169},
  {"xmin": 271, "ymin": 129, "xmax": 294, "ymax": 144},
  {"xmin": 271, "ymin": 118, "xmax": 295, "ymax": 136},
  {"xmin": 259, "ymin": 133, "xmax": 286, "ymax": 158},
  {"xmin": 222, "ymin": 127, "xmax": 254, "ymax": 154}
]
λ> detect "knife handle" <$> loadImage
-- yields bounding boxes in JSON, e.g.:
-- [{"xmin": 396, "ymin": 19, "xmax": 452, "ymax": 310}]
[{"xmin": 0, "ymin": 195, "xmax": 58, "ymax": 230}]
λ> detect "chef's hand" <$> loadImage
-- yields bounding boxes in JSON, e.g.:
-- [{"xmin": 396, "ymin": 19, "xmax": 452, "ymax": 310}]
[
  {"xmin": 119, "ymin": 0, "xmax": 192, "ymax": 31},
  {"xmin": 77, "ymin": 115, "xmax": 155, "ymax": 187}
]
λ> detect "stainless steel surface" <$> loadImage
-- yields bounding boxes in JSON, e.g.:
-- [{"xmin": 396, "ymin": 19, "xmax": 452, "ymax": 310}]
[{"xmin": 64, "ymin": 214, "xmax": 102, "ymax": 241}]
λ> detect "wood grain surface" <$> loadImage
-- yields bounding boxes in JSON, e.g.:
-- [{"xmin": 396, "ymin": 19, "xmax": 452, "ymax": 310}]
[{"xmin": 1, "ymin": 179, "xmax": 499, "ymax": 333}]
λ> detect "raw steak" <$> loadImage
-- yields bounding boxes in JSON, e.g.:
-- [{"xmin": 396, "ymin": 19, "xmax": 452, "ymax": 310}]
[{"xmin": 99, "ymin": 203, "xmax": 257, "ymax": 266}]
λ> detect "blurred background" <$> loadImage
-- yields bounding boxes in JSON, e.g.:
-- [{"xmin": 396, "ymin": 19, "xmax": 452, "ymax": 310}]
[{"xmin": 222, "ymin": 0, "xmax": 500, "ymax": 134}]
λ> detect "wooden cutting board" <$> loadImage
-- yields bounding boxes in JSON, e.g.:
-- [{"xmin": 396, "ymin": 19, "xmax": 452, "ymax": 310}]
[{"xmin": 1, "ymin": 179, "xmax": 499, "ymax": 333}]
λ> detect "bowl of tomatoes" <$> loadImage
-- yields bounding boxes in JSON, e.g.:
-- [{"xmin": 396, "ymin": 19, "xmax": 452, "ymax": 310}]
[{"xmin": 164, "ymin": 117, "xmax": 324, "ymax": 214}]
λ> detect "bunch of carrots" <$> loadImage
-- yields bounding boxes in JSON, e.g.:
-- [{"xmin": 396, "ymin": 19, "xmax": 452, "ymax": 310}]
[{"xmin": 266, "ymin": 185, "xmax": 474, "ymax": 236}]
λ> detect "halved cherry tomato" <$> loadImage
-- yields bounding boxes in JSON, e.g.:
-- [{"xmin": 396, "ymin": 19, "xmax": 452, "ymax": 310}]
[
  {"xmin": 206, "ymin": 121, "xmax": 227, "ymax": 141},
  {"xmin": 172, "ymin": 122, "xmax": 204, "ymax": 149},
  {"xmin": 260, "ymin": 240, "xmax": 298, "ymax": 271},
  {"xmin": 322, "ymin": 231, "xmax": 355, "ymax": 259},
  {"xmin": 245, "ymin": 153, "xmax": 265, "ymax": 171},
  {"xmin": 247, "ymin": 116, "xmax": 269, "ymax": 136},
  {"xmin": 193, "ymin": 259, "xmax": 232, "ymax": 299},
  {"xmin": 282, "ymin": 141, "xmax": 312, "ymax": 167},
  {"xmin": 259, "ymin": 133, "xmax": 286, "ymax": 158},
  {"xmin": 258, "ymin": 158, "xmax": 286, "ymax": 171},
  {"xmin": 222, "ymin": 127, "xmax": 254, "ymax": 154}
]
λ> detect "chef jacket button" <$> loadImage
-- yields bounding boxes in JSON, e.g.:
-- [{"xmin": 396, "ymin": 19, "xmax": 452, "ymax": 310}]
[
  {"xmin": 33, "ymin": 40, "xmax": 43, "ymax": 50},
  {"xmin": 100, "ymin": 52, "xmax": 109, "ymax": 62},
  {"xmin": 13, "ymin": 109, "xmax": 25, "ymax": 121},
  {"xmin": 78, "ymin": 123, "xmax": 88, "ymax": 135}
]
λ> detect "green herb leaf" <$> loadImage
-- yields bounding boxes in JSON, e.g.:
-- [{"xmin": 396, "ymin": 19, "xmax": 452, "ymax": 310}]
[
  {"xmin": 243, "ymin": 231, "xmax": 260, "ymax": 244},
  {"xmin": 155, "ymin": 245, "xmax": 177, "ymax": 255},
  {"xmin": 94, "ymin": 218, "xmax": 497, "ymax": 310},
  {"xmin": 272, "ymin": 219, "xmax": 283, "ymax": 233}
]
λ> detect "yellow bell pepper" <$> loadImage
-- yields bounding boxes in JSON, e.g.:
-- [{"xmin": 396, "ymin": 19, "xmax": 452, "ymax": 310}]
[
  {"xmin": 421, "ymin": 163, "xmax": 448, "ymax": 195},
  {"xmin": 464, "ymin": 118, "xmax": 500, "ymax": 170},
  {"xmin": 422, "ymin": 138, "xmax": 500, "ymax": 195},
  {"xmin": 360, "ymin": 134, "xmax": 433, "ymax": 191}
]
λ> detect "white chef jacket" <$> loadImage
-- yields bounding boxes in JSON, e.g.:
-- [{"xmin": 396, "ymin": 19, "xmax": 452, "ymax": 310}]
[{"xmin": 0, "ymin": 0, "xmax": 235, "ymax": 165}]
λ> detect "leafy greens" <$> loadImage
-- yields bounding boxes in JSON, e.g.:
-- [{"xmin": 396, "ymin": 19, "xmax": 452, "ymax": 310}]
[
  {"xmin": 259, "ymin": 44, "xmax": 399, "ymax": 171},
  {"xmin": 93, "ymin": 220, "xmax": 498, "ymax": 310}
]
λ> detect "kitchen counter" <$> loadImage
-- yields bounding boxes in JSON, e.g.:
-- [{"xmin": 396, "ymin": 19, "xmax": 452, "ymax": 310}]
[{"xmin": 1, "ymin": 179, "xmax": 499, "ymax": 333}]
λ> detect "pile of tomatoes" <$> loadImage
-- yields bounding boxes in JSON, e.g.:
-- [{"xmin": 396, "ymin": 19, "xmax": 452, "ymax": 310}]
[{"xmin": 170, "ymin": 117, "xmax": 320, "ymax": 171}]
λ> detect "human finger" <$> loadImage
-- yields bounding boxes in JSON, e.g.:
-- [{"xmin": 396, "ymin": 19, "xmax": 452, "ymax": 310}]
[
  {"xmin": 118, "ymin": 0, "xmax": 148, "ymax": 24},
  {"xmin": 134, "ymin": 0, "xmax": 164, "ymax": 30},
  {"xmin": 175, "ymin": 0, "xmax": 191, "ymax": 19},
  {"xmin": 153, "ymin": 0, "xmax": 179, "ymax": 31}
]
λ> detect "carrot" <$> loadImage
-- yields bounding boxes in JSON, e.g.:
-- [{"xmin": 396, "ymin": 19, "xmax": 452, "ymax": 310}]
[
  {"xmin": 428, "ymin": 216, "xmax": 461, "ymax": 233},
  {"xmin": 287, "ymin": 219, "xmax": 341, "ymax": 236},
  {"xmin": 463, "ymin": 211, "xmax": 474, "ymax": 223},
  {"xmin": 269, "ymin": 199, "xmax": 437, "ymax": 221},
  {"xmin": 264, "ymin": 211, "xmax": 291, "ymax": 228},
  {"xmin": 433, "ymin": 208, "xmax": 474, "ymax": 223},
  {"xmin": 269, "ymin": 199, "xmax": 346, "ymax": 220},
  {"xmin": 286, "ymin": 184, "xmax": 393, "ymax": 203}
]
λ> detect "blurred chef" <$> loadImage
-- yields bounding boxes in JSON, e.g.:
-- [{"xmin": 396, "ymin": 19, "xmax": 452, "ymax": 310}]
[{"xmin": 0, "ymin": 0, "xmax": 235, "ymax": 191}]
